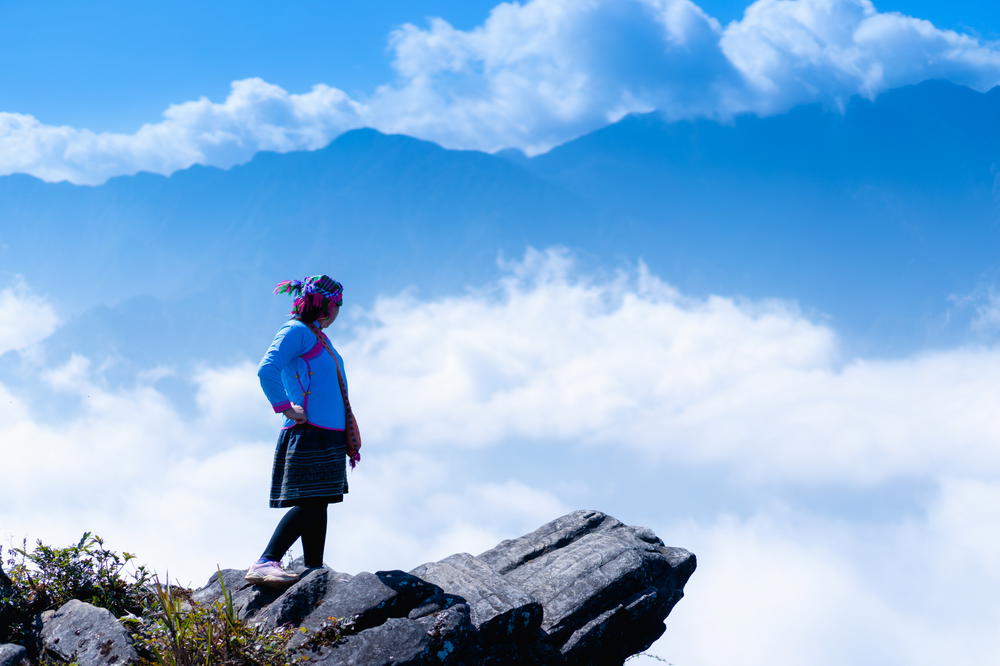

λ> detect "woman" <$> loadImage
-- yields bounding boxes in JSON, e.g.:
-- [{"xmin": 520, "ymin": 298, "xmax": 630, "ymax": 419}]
[{"xmin": 245, "ymin": 274, "xmax": 362, "ymax": 587}]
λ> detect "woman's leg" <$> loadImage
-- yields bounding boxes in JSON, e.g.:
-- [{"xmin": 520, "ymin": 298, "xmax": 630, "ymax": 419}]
[
  {"xmin": 298, "ymin": 500, "xmax": 329, "ymax": 568},
  {"xmin": 260, "ymin": 505, "xmax": 306, "ymax": 562},
  {"xmin": 260, "ymin": 499, "xmax": 329, "ymax": 565}
]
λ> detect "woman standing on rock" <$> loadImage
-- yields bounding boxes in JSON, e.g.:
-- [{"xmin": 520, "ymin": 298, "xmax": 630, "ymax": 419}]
[{"xmin": 245, "ymin": 274, "xmax": 362, "ymax": 588}]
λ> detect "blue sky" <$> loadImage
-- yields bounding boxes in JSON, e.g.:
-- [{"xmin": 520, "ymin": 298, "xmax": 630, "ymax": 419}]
[
  {"xmin": 2, "ymin": 1, "xmax": 1000, "ymax": 665},
  {"xmin": 2, "ymin": 0, "xmax": 999, "ymax": 134},
  {"xmin": 6, "ymin": 0, "xmax": 1000, "ymax": 184}
]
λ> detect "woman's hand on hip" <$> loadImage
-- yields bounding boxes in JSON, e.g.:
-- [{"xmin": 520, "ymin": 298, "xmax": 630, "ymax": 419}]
[{"xmin": 282, "ymin": 404, "xmax": 307, "ymax": 424}]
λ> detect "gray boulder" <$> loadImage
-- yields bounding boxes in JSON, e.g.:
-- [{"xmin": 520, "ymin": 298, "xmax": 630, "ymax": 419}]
[
  {"xmin": 290, "ymin": 570, "xmax": 445, "ymax": 649},
  {"xmin": 410, "ymin": 553, "xmax": 542, "ymax": 642},
  {"xmin": 0, "ymin": 644, "xmax": 27, "ymax": 666},
  {"xmin": 478, "ymin": 509, "xmax": 696, "ymax": 665},
  {"xmin": 302, "ymin": 603, "xmax": 475, "ymax": 665},
  {"xmin": 40, "ymin": 599, "xmax": 138, "ymax": 665},
  {"xmin": 254, "ymin": 567, "xmax": 353, "ymax": 630},
  {"xmin": 190, "ymin": 567, "xmax": 286, "ymax": 620}
]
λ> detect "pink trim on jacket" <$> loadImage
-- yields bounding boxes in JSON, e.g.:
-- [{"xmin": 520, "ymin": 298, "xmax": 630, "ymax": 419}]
[
  {"xmin": 301, "ymin": 339, "xmax": 325, "ymax": 361},
  {"xmin": 281, "ymin": 422, "xmax": 346, "ymax": 431}
]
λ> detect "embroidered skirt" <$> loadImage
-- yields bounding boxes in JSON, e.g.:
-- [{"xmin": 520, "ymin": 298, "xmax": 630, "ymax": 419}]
[{"xmin": 269, "ymin": 424, "xmax": 348, "ymax": 508}]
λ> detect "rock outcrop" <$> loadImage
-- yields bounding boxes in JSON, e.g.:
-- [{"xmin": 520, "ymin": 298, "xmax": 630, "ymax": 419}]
[
  {"xmin": 478, "ymin": 510, "xmax": 692, "ymax": 664},
  {"xmin": 39, "ymin": 600, "xmax": 138, "ymax": 664},
  {"xmin": 205, "ymin": 509, "xmax": 695, "ymax": 665},
  {"xmin": 3, "ymin": 510, "xmax": 695, "ymax": 665},
  {"xmin": 0, "ymin": 644, "xmax": 28, "ymax": 666}
]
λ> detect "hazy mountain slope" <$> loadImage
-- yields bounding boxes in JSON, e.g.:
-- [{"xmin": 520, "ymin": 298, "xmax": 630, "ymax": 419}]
[
  {"xmin": 523, "ymin": 80, "xmax": 1000, "ymax": 350},
  {"xmin": 2, "ymin": 80, "xmax": 998, "ymax": 385},
  {"xmin": 2, "ymin": 129, "xmax": 598, "ymax": 307},
  {"xmin": 0, "ymin": 130, "xmax": 600, "ymax": 382}
]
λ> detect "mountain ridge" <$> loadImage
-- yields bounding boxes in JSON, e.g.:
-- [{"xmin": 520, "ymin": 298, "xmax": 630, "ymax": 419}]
[{"xmin": 2, "ymin": 78, "xmax": 998, "ymax": 376}]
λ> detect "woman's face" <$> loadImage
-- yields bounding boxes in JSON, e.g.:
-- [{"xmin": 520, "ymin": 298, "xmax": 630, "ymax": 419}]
[{"xmin": 318, "ymin": 303, "xmax": 340, "ymax": 328}]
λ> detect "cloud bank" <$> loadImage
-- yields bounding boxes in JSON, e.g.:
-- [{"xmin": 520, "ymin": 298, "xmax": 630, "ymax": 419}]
[
  {"xmin": 2, "ymin": 252, "xmax": 1000, "ymax": 664},
  {"xmin": 655, "ymin": 481, "xmax": 1000, "ymax": 666},
  {"xmin": 346, "ymin": 248, "xmax": 1000, "ymax": 486},
  {"xmin": 3, "ymin": 0, "xmax": 1000, "ymax": 183},
  {"xmin": 0, "ymin": 354, "xmax": 567, "ymax": 586}
]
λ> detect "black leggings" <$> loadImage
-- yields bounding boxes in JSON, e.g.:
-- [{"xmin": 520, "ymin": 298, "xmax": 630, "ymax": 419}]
[{"xmin": 261, "ymin": 499, "xmax": 329, "ymax": 568}]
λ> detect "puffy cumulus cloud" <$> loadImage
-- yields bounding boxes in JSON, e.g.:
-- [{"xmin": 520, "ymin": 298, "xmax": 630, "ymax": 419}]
[
  {"xmin": 0, "ymin": 78, "xmax": 364, "ymax": 185},
  {"xmin": 722, "ymin": 0, "xmax": 1000, "ymax": 111},
  {"xmin": 0, "ymin": 278, "xmax": 59, "ymax": 355},
  {"xmin": 649, "ymin": 479, "xmax": 1000, "ymax": 666},
  {"xmin": 368, "ymin": 0, "xmax": 739, "ymax": 153},
  {"xmin": 5, "ymin": 0, "xmax": 1000, "ymax": 182},
  {"xmin": 375, "ymin": 0, "xmax": 1000, "ymax": 150},
  {"xmin": 342, "ymin": 247, "xmax": 1000, "ymax": 486}
]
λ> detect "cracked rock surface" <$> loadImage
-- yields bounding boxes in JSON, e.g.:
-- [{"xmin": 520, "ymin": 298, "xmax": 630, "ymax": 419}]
[
  {"xmin": 237, "ymin": 509, "xmax": 696, "ymax": 665},
  {"xmin": 478, "ymin": 510, "xmax": 696, "ymax": 664}
]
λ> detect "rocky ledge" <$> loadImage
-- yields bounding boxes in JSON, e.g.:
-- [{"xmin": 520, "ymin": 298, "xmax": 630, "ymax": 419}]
[{"xmin": 11, "ymin": 510, "xmax": 696, "ymax": 665}]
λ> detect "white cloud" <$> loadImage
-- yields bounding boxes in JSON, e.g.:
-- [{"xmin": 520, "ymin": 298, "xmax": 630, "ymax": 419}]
[
  {"xmin": 4, "ymin": 0, "xmax": 1000, "ymax": 183},
  {"xmin": 369, "ymin": 0, "xmax": 740, "ymax": 154},
  {"xmin": 0, "ymin": 353, "xmax": 568, "ymax": 587},
  {"xmin": 649, "ymin": 478, "xmax": 1000, "ymax": 666},
  {"xmin": 0, "ymin": 78, "xmax": 364, "ymax": 185},
  {"xmin": 946, "ymin": 284, "xmax": 1000, "ymax": 337},
  {"xmin": 345, "ymin": 248, "xmax": 1000, "ymax": 486},
  {"xmin": 376, "ymin": 0, "xmax": 1000, "ymax": 150},
  {"xmin": 971, "ymin": 289, "xmax": 1000, "ymax": 334},
  {"xmin": 0, "ymin": 278, "xmax": 60, "ymax": 355},
  {"xmin": 3, "ymin": 258, "xmax": 1000, "ymax": 664},
  {"xmin": 722, "ymin": 0, "xmax": 1000, "ymax": 111}
]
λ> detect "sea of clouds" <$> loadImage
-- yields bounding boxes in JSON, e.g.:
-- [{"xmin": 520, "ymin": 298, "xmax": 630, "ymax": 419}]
[
  {"xmin": 3, "ymin": 0, "xmax": 1000, "ymax": 184},
  {"xmin": 2, "ymin": 249, "xmax": 999, "ymax": 665}
]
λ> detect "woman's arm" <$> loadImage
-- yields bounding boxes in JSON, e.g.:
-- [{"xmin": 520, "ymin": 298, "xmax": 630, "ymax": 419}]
[{"xmin": 257, "ymin": 322, "xmax": 309, "ymax": 421}]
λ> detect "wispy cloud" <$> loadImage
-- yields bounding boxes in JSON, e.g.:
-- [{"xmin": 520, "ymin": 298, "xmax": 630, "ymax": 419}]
[
  {"xmin": 972, "ymin": 289, "xmax": 1000, "ymax": 334},
  {"xmin": 3, "ymin": 0, "xmax": 1000, "ymax": 184},
  {"xmin": 947, "ymin": 283, "xmax": 1000, "ymax": 337},
  {"xmin": 0, "ymin": 278, "xmax": 59, "ymax": 355}
]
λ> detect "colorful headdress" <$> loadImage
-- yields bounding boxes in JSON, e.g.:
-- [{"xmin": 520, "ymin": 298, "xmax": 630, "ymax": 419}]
[{"xmin": 274, "ymin": 275, "xmax": 344, "ymax": 315}]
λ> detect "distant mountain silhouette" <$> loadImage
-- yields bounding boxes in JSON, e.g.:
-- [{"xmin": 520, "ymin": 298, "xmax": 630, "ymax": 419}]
[
  {"xmin": 1, "ymin": 79, "xmax": 997, "ymax": 382},
  {"xmin": 521, "ymin": 79, "xmax": 1000, "ymax": 351},
  {"xmin": 1, "ymin": 129, "xmax": 595, "ymax": 304}
]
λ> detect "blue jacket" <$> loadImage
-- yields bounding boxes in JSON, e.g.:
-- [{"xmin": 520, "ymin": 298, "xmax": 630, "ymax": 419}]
[{"xmin": 257, "ymin": 319, "xmax": 348, "ymax": 430}]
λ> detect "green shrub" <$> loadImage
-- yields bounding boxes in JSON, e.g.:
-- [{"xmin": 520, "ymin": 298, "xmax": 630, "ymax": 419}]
[
  {"xmin": 1, "ymin": 532, "xmax": 155, "ymax": 649},
  {"xmin": 1, "ymin": 534, "xmax": 345, "ymax": 663},
  {"xmin": 5, "ymin": 532, "xmax": 153, "ymax": 616}
]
